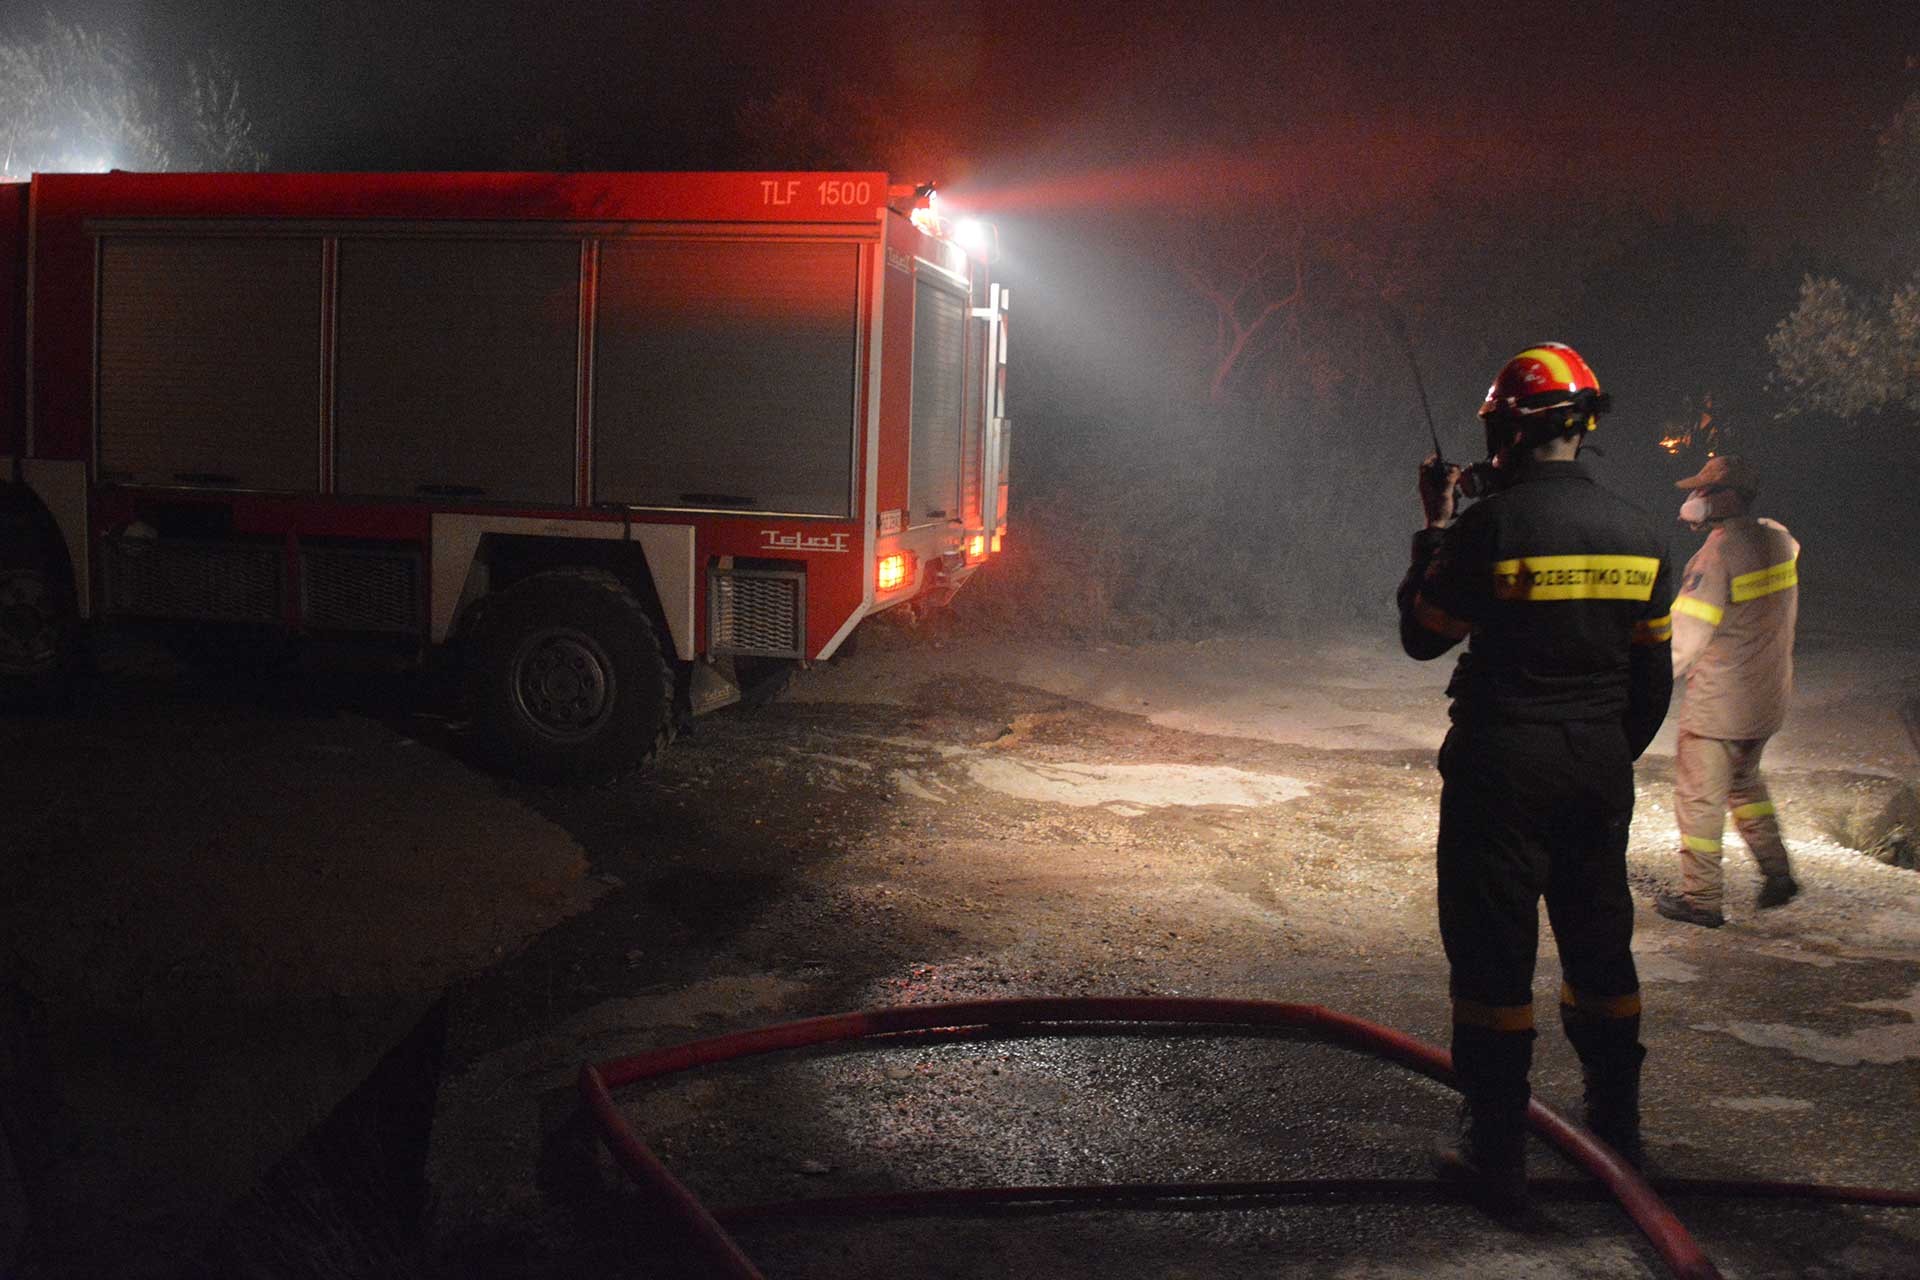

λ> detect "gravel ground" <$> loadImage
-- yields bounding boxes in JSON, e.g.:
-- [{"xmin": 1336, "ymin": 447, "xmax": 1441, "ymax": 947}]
[
  {"xmin": 2, "ymin": 621, "xmax": 1917, "ymax": 1278},
  {"xmin": 427, "ymin": 625, "xmax": 1920, "ymax": 1280}
]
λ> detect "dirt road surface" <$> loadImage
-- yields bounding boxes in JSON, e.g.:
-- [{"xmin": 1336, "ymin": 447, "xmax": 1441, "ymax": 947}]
[{"xmin": 2, "ymin": 618, "xmax": 1917, "ymax": 1278}]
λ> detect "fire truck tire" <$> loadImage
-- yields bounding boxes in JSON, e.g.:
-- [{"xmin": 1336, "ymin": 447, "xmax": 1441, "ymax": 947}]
[
  {"xmin": 468, "ymin": 567, "xmax": 675, "ymax": 782},
  {"xmin": 0, "ymin": 568, "xmax": 79, "ymax": 709},
  {"xmin": 0, "ymin": 489, "xmax": 80, "ymax": 707}
]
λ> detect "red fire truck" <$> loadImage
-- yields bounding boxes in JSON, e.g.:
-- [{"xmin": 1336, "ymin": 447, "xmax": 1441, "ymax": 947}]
[{"xmin": 0, "ymin": 171, "xmax": 1010, "ymax": 778}]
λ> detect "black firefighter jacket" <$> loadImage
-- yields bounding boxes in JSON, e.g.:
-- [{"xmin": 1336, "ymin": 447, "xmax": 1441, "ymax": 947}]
[{"xmin": 1397, "ymin": 458, "xmax": 1675, "ymax": 759}]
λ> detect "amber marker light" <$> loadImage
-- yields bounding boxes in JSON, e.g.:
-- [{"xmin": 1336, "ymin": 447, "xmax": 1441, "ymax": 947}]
[
  {"xmin": 968, "ymin": 534, "xmax": 986, "ymax": 559},
  {"xmin": 991, "ymin": 533, "xmax": 1003, "ymax": 553},
  {"xmin": 877, "ymin": 553, "xmax": 908, "ymax": 592}
]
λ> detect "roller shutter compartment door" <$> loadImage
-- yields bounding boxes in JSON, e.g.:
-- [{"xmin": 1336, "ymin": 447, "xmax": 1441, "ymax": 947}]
[
  {"xmin": 334, "ymin": 237, "xmax": 580, "ymax": 505},
  {"xmin": 963, "ymin": 313, "xmax": 987, "ymax": 528},
  {"xmin": 97, "ymin": 236, "xmax": 322, "ymax": 492},
  {"xmin": 909, "ymin": 278, "xmax": 965, "ymax": 526},
  {"xmin": 592, "ymin": 238, "xmax": 860, "ymax": 516}
]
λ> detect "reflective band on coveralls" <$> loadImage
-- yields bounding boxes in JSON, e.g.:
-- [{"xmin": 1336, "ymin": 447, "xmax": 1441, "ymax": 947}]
[
  {"xmin": 1633, "ymin": 614, "xmax": 1673, "ymax": 644},
  {"xmin": 1673, "ymin": 596, "xmax": 1724, "ymax": 626},
  {"xmin": 1560, "ymin": 983, "xmax": 1643, "ymax": 1018},
  {"xmin": 1730, "ymin": 559, "xmax": 1798, "ymax": 603},
  {"xmin": 1452, "ymin": 998, "xmax": 1536, "ymax": 1031}
]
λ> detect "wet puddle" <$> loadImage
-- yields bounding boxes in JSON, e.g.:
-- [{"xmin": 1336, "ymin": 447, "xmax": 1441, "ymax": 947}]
[
  {"xmin": 1697, "ymin": 981, "xmax": 1920, "ymax": 1066},
  {"xmin": 961, "ymin": 759, "xmax": 1311, "ymax": 814}
]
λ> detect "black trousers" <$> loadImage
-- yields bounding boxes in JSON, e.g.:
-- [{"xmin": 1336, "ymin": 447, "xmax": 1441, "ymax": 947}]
[{"xmin": 1436, "ymin": 718, "xmax": 1643, "ymax": 1118}]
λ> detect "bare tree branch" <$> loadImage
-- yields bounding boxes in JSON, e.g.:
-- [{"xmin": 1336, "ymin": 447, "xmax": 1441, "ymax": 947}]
[
  {"xmin": 0, "ymin": 13, "xmax": 266, "ymax": 177},
  {"xmin": 187, "ymin": 53, "xmax": 266, "ymax": 172},
  {"xmin": 1181, "ymin": 227, "xmax": 1308, "ymax": 403}
]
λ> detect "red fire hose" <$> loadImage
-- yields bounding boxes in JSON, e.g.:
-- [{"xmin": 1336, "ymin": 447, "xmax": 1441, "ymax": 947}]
[{"xmin": 580, "ymin": 996, "xmax": 1920, "ymax": 1280}]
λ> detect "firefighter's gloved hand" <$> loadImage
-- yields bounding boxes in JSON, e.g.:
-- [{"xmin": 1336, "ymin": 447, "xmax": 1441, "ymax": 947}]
[{"xmin": 1419, "ymin": 454, "xmax": 1461, "ymax": 529}]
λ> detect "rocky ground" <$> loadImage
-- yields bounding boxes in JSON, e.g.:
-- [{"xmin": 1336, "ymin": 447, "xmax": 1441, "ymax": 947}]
[{"xmin": 2, "ymin": 617, "xmax": 1917, "ymax": 1278}]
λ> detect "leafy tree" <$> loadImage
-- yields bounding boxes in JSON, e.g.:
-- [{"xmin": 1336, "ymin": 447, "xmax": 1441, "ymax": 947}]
[
  {"xmin": 0, "ymin": 13, "xmax": 264, "ymax": 177},
  {"xmin": 1768, "ymin": 272, "xmax": 1919, "ymax": 416},
  {"xmin": 1768, "ymin": 91, "xmax": 1920, "ymax": 420}
]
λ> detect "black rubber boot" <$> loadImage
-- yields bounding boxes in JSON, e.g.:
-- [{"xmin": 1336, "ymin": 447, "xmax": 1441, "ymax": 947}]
[
  {"xmin": 1441, "ymin": 1024, "xmax": 1534, "ymax": 1214},
  {"xmin": 1757, "ymin": 874, "xmax": 1799, "ymax": 909},
  {"xmin": 1434, "ymin": 1100, "xmax": 1528, "ymax": 1214},
  {"xmin": 1562, "ymin": 1004, "xmax": 1647, "ymax": 1169},
  {"xmin": 1585, "ymin": 1089, "xmax": 1646, "ymax": 1170}
]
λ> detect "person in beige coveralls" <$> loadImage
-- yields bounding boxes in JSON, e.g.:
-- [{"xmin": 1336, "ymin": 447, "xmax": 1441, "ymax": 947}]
[{"xmin": 1655, "ymin": 454, "xmax": 1801, "ymax": 929}]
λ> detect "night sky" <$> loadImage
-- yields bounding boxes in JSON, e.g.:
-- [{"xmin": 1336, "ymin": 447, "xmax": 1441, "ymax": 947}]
[
  {"xmin": 958, "ymin": 1, "xmax": 1899, "ymax": 256},
  {"xmin": 50, "ymin": 1, "xmax": 1906, "ymax": 229}
]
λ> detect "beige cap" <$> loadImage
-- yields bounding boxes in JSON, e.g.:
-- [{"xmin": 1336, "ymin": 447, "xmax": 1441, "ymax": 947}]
[{"xmin": 1675, "ymin": 453, "xmax": 1758, "ymax": 493}]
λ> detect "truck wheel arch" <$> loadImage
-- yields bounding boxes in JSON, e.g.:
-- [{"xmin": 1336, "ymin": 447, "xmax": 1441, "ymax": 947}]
[{"xmin": 439, "ymin": 523, "xmax": 692, "ymax": 664}]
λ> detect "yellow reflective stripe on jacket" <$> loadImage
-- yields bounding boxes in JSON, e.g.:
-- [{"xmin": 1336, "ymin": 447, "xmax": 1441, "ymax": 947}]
[
  {"xmin": 1491, "ymin": 554, "xmax": 1660, "ymax": 601},
  {"xmin": 1730, "ymin": 557, "xmax": 1798, "ymax": 603},
  {"xmin": 1732, "ymin": 800, "xmax": 1776, "ymax": 821},
  {"xmin": 1673, "ymin": 596, "xmax": 1724, "ymax": 626},
  {"xmin": 1451, "ymin": 998, "xmax": 1535, "ymax": 1032},
  {"xmin": 1632, "ymin": 614, "xmax": 1672, "ymax": 645},
  {"xmin": 1413, "ymin": 594, "xmax": 1472, "ymax": 640},
  {"xmin": 1683, "ymin": 833, "xmax": 1722, "ymax": 854},
  {"xmin": 1560, "ymin": 982, "xmax": 1642, "ymax": 1019}
]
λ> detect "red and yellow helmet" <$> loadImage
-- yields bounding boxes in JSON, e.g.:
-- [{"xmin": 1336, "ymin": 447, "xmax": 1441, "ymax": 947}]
[{"xmin": 1478, "ymin": 343, "xmax": 1609, "ymax": 426}]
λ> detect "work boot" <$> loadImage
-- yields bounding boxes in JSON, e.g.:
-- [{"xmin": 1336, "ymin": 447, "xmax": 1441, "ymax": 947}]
[
  {"xmin": 1433, "ymin": 1101, "xmax": 1527, "ymax": 1214},
  {"xmin": 1655, "ymin": 890, "xmax": 1724, "ymax": 929},
  {"xmin": 1562, "ymin": 1011, "xmax": 1648, "ymax": 1172},
  {"xmin": 1584, "ymin": 1083, "xmax": 1646, "ymax": 1171},
  {"xmin": 1757, "ymin": 874, "xmax": 1799, "ymax": 909}
]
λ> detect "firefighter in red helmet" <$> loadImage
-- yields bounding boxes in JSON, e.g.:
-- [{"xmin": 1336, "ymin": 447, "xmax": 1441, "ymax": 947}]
[{"xmin": 1397, "ymin": 343, "xmax": 1674, "ymax": 1210}]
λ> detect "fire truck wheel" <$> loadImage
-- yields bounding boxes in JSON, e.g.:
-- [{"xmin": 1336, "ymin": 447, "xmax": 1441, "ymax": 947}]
[
  {"xmin": 468, "ymin": 568, "xmax": 675, "ymax": 782},
  {"xmin": 0, "ymin": 566, "xmax": 78, "ymax": 708}
]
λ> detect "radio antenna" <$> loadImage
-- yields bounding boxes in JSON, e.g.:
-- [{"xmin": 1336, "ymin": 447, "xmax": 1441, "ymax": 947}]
[{"xmin": 1379, "ymin": 306, "xmax": 1445, "ymax": 461}]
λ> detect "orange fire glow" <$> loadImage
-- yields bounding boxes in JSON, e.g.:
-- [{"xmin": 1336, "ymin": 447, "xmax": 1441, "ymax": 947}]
[{"xmin": 1655, "ymin": 396, "xmax": 1729, "ymax": 460}]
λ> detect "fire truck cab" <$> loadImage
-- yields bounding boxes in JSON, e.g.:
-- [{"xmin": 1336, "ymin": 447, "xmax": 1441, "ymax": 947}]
[{"xmin": 0, "ymin": 170, "xmax": 1010, "ymax": 779}]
